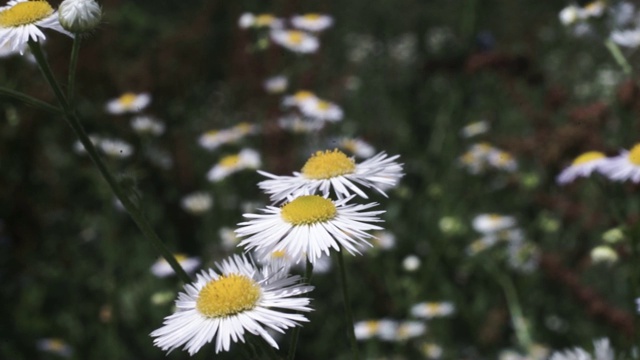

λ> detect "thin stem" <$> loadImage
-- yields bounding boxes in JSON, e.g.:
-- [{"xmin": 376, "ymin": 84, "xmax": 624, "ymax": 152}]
[
  {"xmin": 0, "ymin": 87, "xmax": 62, "ymax": 114},
  {"xmin": 27, "ymin": 40, "xmax": 191, "ymax": 284},
  {"xmin": 334, "ymin": 248, "xmax": 360, "ymax": 360},
  {"xmin": 605, "ymin": 39, "xmax": 632, "ymax": 76},
  {"xmin": 497, "ymin": 272, "xmax": 532, "ymax": 351},
  {"xmin": 67, "ymin": 36, "xmax": 82, "ymax": 104},
  {"xmin": 287, "ymin": 259, "xmax": 313, "ymax": 360}
]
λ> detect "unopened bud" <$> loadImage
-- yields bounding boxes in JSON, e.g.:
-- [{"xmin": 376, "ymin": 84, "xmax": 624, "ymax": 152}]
[{"xmin": 59, "ymin": 0, "xmax": 102, "ymax": 33}]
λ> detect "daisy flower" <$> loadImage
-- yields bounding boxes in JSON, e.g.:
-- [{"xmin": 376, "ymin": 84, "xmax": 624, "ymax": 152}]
[
  {"xmin": 354, "ymin": 319, "xmax": 398, "ymax": 341},
  {"xmin": 258, "ymin": 149, "xmax": 404, "ymax": 202},
  {"xmin": 99, "ymin": 138, "xmax": 133, "ymax": 158},
  {"xmin": 105, "ymin": 92, "xmax": 151, "ymax": 114},
  {"xmin": 238, "ymin": 13, "xmax": 283, "ymax": 29},
  {"xmin": 150, "ymin": 254, "xmax": 201, "ymax": 278},
  {"xmin": 611, "ymin": 28, "xmax": 640, "ymax": 48},
  {"xmin": 236, "ymin": 194, "xmax": 384, "ymax": 263},
  {"xmin": 335, "ymin": 137, "xmax": 376, "ymax": 158},
  {"xmin": 219, "ymin": 226, "xmax": 241, "ymax": 251},
  {"xmin": 58, "ymin": 0, "xmax": 101, "ymax": 33},
  {"xmin": 207, "ymin": 148, "xmax": 261, "ymax": 182},
  {"xmin": 487, "ymin": 149, "xmax": 517, "ymax": 172},
  {"xmin": 130, "ymin": 116, "xmax": 165, "ymax": 136},
  {"xmin": 150, "ymin": 255, "xmax": 313, "ymax": 355},
  {"xmin": 36, "ymin": 338, "xmax": 73, "ymax": 358},
  {"xmin": 282, "ymin": 90, "xmax": 318, "ymax": 107},
  {"xmin": 410, "ymin": 302, "xmax": 455, "ymax": 319},
  {"xmin": 598, "ymin": 143, "xmax": 640, "ymax": 182},
  {"xmin": 180, "ymin": 192, "xmax": 213, "ymax": 215},
  {"xmin": 0, "ymin": 0, "xmax": 73, "ymax": 53},
  {"xmin": 270, "ymin": 29, "xmax": 319, "ymax": 53},
  {"xmin": 472, "ymin": 214, "xmax": 516, "ymax": 234},
  {"xmin": 263, "ymin": 75, "xmax": 288, "ymax": 94},
  {"xmin": 402, "ymin": 255, "xmax": 421, "ymax": 272},
  {"xmin": 299, "ymin": 98, "xmax": 344, "ymax": 122},
  {"xmin": 290, "ymin": 14, "xmax": 334, "ymax": 32},
  {"xmin": 198, "ymin": 122, "xmax": 257, "ymax": 151},
  {"xmin": 393, "ymin": 321, "xmax": 427, "ymax": 341},
  {"xmin": 556, "ymin": 151, "xmax": 607, "ymax": 185},
  {"xmin": 460, "ymin": 120, "xmax": 489, "ymax": 138}
]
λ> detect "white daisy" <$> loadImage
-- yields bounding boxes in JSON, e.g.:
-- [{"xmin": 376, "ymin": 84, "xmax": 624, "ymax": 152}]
[
  {"xmin": 0, "ymin": 0, "xmax": 73, "ymax": 53},
  {"xmin": 282, "ymin": 90, "xmax": 318, "ymax": 107},
  {"xmin": 258, "ymin": 149, "xmax": 404, "ymax": 202},
  {"xmin": 236, "ymin": 194, "xmax": 384, "ymax": 264},
  {"xmin": 402, "ymin": 254, "xmax": 421, "ymax": 272},
  {"xmin": 290, "ymin": 13, "xmax": 334, "ymax": 32},
  {"xmin": 557, "ymin": 151, "xmax": 607, "ymax": 185},
  {"xmin": 410, "ymin": 301, "xmax": 455, "ymax": 319},
  {"xmin": 180, "ymin": 192, "xmax": 213, "ymax": 215},
  {"xmin": 130, "ymin": 116, "xmax": 165, "ymax": 136},
  {"xmin": 335, "ymin": 137, "xmax": 376, "ymax": 159},
  {"xmin": 263, "ymin": 75, "xmax": 288, "ymax": 94},
  {"xmin": 150, "ymin": 254, "xmax": 201, "ymax": 278},
  {"xmin": 238, "ymin": 13, "xmax": 283, "ymax": 29},
  {"xmin": 99, "ymin": 138, "xmax": 133, "ymax": 158},
  {"xmin": 206, "ymin": 148, "xmax": 261, "ymax": 182},
  {"xmin": 270, "ymin": 29, "xmax": 319, "ymax": 53},
  {"xmin": 472, "ymin": 214, "xmax": 516, "ymax": 234},
  {"xmin": 394, "ymin": 321, "xmax": 427, "ymax": 341},
  {"xmin": 354, "ymin": 319, "xmax": 397, "ymax": 341},
  {"xmin": 36, "ymin": 338, "xmax": 73, "ymax": 358},
  {"xmin": 460, "ymin": 120, "xmax": 489, "ymax": 138},
  {"xmin": 598, "ymin": 144, "xmax": 640, "ymax": 182},
  {"xmin": 198, "ymin": 122, "xmax": 257, "ymax": 151},
  {"xmin": 611, "ymin": 28, "xmax": 640, "ymax": 48},
  {"xmin": 150, "ymin": 255, "xmax": 313, "ymax": 355},
  {"xmin": 487, "ymin": 149, "xmax": 517, "ymax": 172},
  {"xmin": 299, "ymin": 98, "xmax": 343, "ymax": 122},
  {"xmin": 105, "ymin": 92, "xmax": 151, "ymax": 114}
]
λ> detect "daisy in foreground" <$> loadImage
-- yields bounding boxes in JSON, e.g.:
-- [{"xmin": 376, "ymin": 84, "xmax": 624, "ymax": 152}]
[
  {"xmin": 598, "ymin": 143, "xmax": 640, "ymax": 183},
  {"xmin": 556, "ymin": 151, "xmax": 607, "ymax": 185},
  {"xmin": 258, "ymin": 149, "xmax": 404, "ymax": 202},
  {"xmin": 236, "ymin": 194, "xmax": 385, "ymax": 263},
  {"xmin": 0, "ymin": 0, "xmax": 73, "ymax": 53},
  {"xmin": 150, "ymin": 255, "xmax": 313, "ymax": 355}
]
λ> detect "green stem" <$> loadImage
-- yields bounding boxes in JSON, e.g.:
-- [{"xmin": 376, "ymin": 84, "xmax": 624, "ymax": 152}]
[
  {"xmin": 334, "ymin": 248, "xmax": 360, "ymax": 360},
  {"xmin": 287, "ymin": 259, "xmax": 313, "ymax": 360},
  {"xmin": 67, "ymin": 36, "xmax": 82, "ymax": 104},
  {"xmin": 27, "ymin": 40, "xmax": 191, "ymax": 284},
  {"xmin": 493, "ymin": 267, "xmax": 532, "ymax": 352},
  {"xmin": 0, "ymin": 87, "xmax": 62, "ymax": 114},
  {"xmin": 605, "ymin": 39, "xmax": 632, "ymax": 75}
]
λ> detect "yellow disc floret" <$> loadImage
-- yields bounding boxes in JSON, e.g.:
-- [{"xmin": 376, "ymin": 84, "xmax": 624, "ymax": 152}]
[
  {"xmin": 219, "ymin": 154, "xmax": 240, "ymax": 168},
  {"xmin": 302, "ymin": 14, "xmax": 321, "ymax": 21},
  {"xmin": 301, "ymin": 149, "xmax": 356, "ymax": 179},
  {"xmin": 0, "ymin": 0, "xmax": 53, "ymax": 27},
  {"xmin": 572, "ymin": 151, "xmax": 605, "ymax": 165},
  {"xmin": 196, "ymin": 274, "xmax": 261, "ymax": 318},
  {"xmin": 281, "ymin": 195, "xmax": 337, "ymax": 225},
  {"xmin": 118, "ymin": 92, "xmax": 137, "ymax": 107},
  {"xmin": 287, "ymin": 31, "xmax": 304, "ymax": 45},
  {"xmin": 629, "ymin": 144, "xmax": 640, "ymax": 165}
]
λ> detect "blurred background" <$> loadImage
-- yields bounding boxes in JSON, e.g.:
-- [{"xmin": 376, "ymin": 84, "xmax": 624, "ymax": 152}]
[{"xmin": 1, "ymin": 0, "xmax": 640, "ymax": 358}]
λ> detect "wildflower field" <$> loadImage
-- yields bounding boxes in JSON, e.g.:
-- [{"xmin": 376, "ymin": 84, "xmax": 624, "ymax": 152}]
[{"xmin": 2, "ymin": 0, "xmax": 640, "ymax": 359}]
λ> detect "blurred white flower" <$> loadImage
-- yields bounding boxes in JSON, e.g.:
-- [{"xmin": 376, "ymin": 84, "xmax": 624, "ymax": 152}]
[
  {"xmin": 460, "ymin": 120, "xmax": 489, "ymax": 138},
  {"xmin": 598, "ymin": 144, "xmax": 640, "ymax": 183},
  {"xmin": 263, "ymin": 75, "xmax": 288, "ymax": 94},
  {"xmin": 100, "ymin": 138, "xmax": 133, "ymax": 158},
  {"xmin": 150, "ymin": 254, "xmax": 201, "ymax": 278},
  {"xmin": 105, "ymin": 92, "xmax": 151, "ymax": 114},
  {"xmin": 290, "ymin": 14, "xmax": 334, "ymax": 32},
  {"xmin": 590, "ymin": 245, "xmax": 618, "ymax": 264},
  {"xmin": 270, "ymin": 29, "xmax": 319, "ymax": 53},
  {"xmin": 36, "ymin": 338, "xmax": 73, "ymax": 358},
  {"xmin": 238, "ymin": 13, "xmax": 283, "ymax": 29},
  {"xmin": 394, "ymin": 321, "xmax": 427, "ymax": 341},
  {"xmin": 130, "ymin": 116, "xmax": 165, "ymax": 136},
  {"xmin": 207, "ymin": 148, "xmax": 261, "ymax": 182},
  {"xmin": 198, "ymin": 122, "xmax": 257, "ymax": 151},
  {"xmin": 180, "ymin": 192, "xmax": 213, "ymax": 215},
  {"xmin": 299, "ymin": 98, "xmax": 343, "ymax": 122},
  {"xmin": 472, "ymin": 214, "xmax": 516, "ymax": 234},
  {"xmin": 335, "ymin": 137, "xmax": 376, "ymax": 158},
  {"xmin": 278, "ymin": 114, "xmax": 324, "ymax": 133},
  {"xmin": 402, "ymin": 255, "xmax": 421, "ymax": 272},
  {"xmin": 556, "ymin": 151, "xmax": 607, "ymax": 185},
  {"xmin": 410, "ymin": 301, "xmax": 455, "ymax": 319}
]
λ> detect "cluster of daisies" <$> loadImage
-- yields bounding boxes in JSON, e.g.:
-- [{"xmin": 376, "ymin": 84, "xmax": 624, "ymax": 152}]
[
  {"xmin": 150, "ymin": 147, "xmax": 404, "ymax": 355},
  {"xmin": 556, "ymin": 143, "xmax": 640, "ymax": 185}
]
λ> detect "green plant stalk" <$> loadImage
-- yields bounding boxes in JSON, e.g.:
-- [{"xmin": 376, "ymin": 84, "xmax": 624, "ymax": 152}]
[
  {"xmin": 287, "ymin": 259, "xmax": 314, "ymax": 360},
  {"xmin": 26, "ymin": 40, "xmax": 191, "ymax": 284},
  {"xmin": 67, "ymin": 36, "xmax": 82, "ymax": 104},
  {"xmin": 605, "ymin": 39, "xmax": 632, "ymax": 75},
  {"xmin": 334, "ymin": 248, "xmax": 360, "ymax": 360},
  {"xmin": 0, "ymin": 87, "xmax": 61, "ymax": 114},
  {"xmin": 496, "ymin": 270, "xmax": 532, "ymax": 352}
]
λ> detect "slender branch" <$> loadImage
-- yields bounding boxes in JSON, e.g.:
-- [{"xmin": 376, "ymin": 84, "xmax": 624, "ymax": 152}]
[
  {"xmin": 334, "ymin": 248, "xmax": 360, "ymax": 360},
  {"xmin": 27, "ymin": 40, "xmax": 191, "ymax": 284},
  {"xmin": 287, "ymin": 259, "xmax": 313, "ymax": 360},
  {"xmin": 605, "ymin": 39, "xmax": 632, "ymax": 76},
  {"xmin": 67, "ymin": 36, "xmax": 82, "ymax": 104},
  {"xmin": 496, "ymin": 270, "xmax": 532, "ymax": 351},
  {"xmin": 0, "ymin": 87, "xmax": 62, "ymax": 114}
]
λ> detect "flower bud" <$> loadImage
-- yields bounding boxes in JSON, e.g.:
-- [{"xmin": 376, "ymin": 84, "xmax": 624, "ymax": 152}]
[{"xmin": 58, "ymin": 0, "xmax": 102, "ymax": 33}]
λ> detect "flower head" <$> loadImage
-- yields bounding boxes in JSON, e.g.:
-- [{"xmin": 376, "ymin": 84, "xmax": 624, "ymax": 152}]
[
  {"xmin": 290, "ymin": 13, "xmax": 334, "ymax": 32},
  {"xmin": 198, "ymin": 122, "xmax": 257, "ymax": 151},
  {"xmin": 598, "ymin": 144, "xmax": 640, "ymax": 182},
  {"xmin": 258, "ymin": 149, "xmax": 404, "ymax": 202},
  {"xmin": 238, "ymin": 13, "xmax": 283, "ymax": 29},
  {"xmin": 410, "ymin": 302, "xmax": 455, "ymax": 319},
  {"xmin": 207, "ymin": 148, "xmax": 261, "ymax": 182},
  {"xmin": 263, "ymin": 75, "xmax": 288, "ymax": 94},
  {"xmin": 130, "ymin": 116, "xmax": 165, "ymax": 136},
  {"xmin": 236, "ymin": 195, "xmax": 384, "ymax": 263},
  {"xmin": 99, "ymin": 138, "xmax": 133, "ymax": 158},
  {"xmin": 58, "ymin": 0, "xmax": 101, "ymax": 33},
  {"xmin": 105, "ymin": 92, "xmax": 151, "ymax": 114},
  {"xmin": 557, "ymin": 151, "xmax": 607, "ymax": 185},
  {"xmin": 36, "ymin": 338, "xmax": 73, "ymax": 358},
  {"xmin": 299, "ymin": 98, "xmax": 343, "ymax": 122},
  {"xmin": 460, "ymin": 120, "xmax": 489, "ymax": 138},
  {"xmin": 150, "ymin": 254, "xmax": 201, "ymax": 278},
  {"xmin": 472, "ymin": 214, "xmax": 516, "ymax": 234},
  {"xmin": 335, "ymin": 137, "xmax": 376, "ymax": 158},
  {"xmin": 0, "ymin": 0, "xmax": 73, "ymax": 53},
  {"xmin": 151, "ymin": 255, "xmax": 313, "ymax": 355},
  {"xmin": 180, "ymin": 192, "xmax": 213, "ymax": 215},
  {"xmin": 270, "ymin": 29, "xmax": 319, "ymax": 53}
]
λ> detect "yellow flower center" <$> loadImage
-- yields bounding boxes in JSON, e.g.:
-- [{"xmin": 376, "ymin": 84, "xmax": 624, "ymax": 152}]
[
  {"xmin": 488, "ymin": 214, "xmax": 501, "ymax": 223},
  {"xmin": 294, "ymin": 90, "xmax": 314, "ymax": 101},
  {"xmin": 572, "ymin": 151, "xmax": 605, "ymax": 165},
  {"xmin": 196, "ymin": 274, "xmax": 261, "ymax": 318},
  {"xmin": 302, "ymin": 13, "xmax": 322, "ymax": 21},
  {"xmin": 219, "ymin": 154, "xmax": 240, "ymax": 168},
  {"xmin": 629, "ymin": 144, "xmax": 640, "ymax": 165},
  {"xmin": 271, "ymin": 250, "xmax": 287, "ymax": 258},
  {"xmin": 205, "ymin": 130, "xmax": 219, "ymax": 137},
  {"xmin": 0, "ymin": 0, "xmax": 53, "ymax": 27},
  {"xmin": 425, "ymin": 303, "xmax": 440, "ymax": 313},
  {"xmin": 287, "ymin": 31, "xmax": 305, "ymax": 45},
  {"xmin": 301, "ymin": 149, "xmax": 356, "ymax": 179},
  {"xmin": 234, "ymin": 122, "xmax": 252, "ymax": 134},
  {"xmin": 281, "ymin": 195, "xmax": 337, "ymax": 225},
  {"xmin": 316, "ymin": 100, "xmax": 332, "ymax": 111},
  {"xmin": 496, "ymin": 152, "xmax": 513, "ymax": 165},
  {"xmin": 117, "ymin": 92, "xmax": 137, "ymax": 107},
  {"xmin": 47, "ymin": 339, "xmax": 66, "ymax": 351},
  {"xmin": 255, "ymin": 14, "xmax": 275, "ymax": 26},
  {"xmin": 365, "ymin": 320, "xmax": 379, "ymax": 333}
]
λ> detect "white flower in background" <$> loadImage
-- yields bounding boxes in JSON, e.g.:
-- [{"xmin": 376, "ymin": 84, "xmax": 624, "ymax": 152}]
[
  {"xmin": 370, "ymin": 230, "xmax": 396, "ymax": 250},
  {"xmin": 402, "ymin": 254, "xmax": 421, "ymax": 272},
  {"xmin": 0, "ymin": 0, "xmax": 73, "ymax": 53},
  {"xmin": 150, "ymin": 254, "xmax": 201, "ymax": 278},
  {"xmin": 460, "ymin": 120, "xmax": 489, "ymax": 138},
  {"xmin": 590, "ymin": 245, "xmax": 618, "ymax": 264},
  {"xmin": 36, "ymin": 338, "xmax": 73, "ymax": 358},
  {"xmin": 388, "ymin": 33, "xmax": 417, "ymax": 64},
  {"xmin": 219, "ymin": 226, "xmax": 240, "ymax": 251},
  {"xmin": 394, "ymin": 321, "xmax": 427, "ymax": 341},
  {"xmin": 559, "ymin": 5, "xmax": 582, "ymax": 26},
  {"xmin": 487, "ymin": 149, "xmax": 517, "ymax": 172},
  {"xmin": 282, "ymin": 90, "xmax": 318, "ymax": 107},
  {"xmin": 258, "ymin": 149, "xmax": 404, "ymax": 202},
  {"xmin": 198, "ymin": 122, "xmax": 257, "ymax": 151},
  {"xmin": 559, "ymin": 1, "xmax": 606, "ymax": 26},
  {"xmin": 263, "ymin": 75, "xmax": 288, "ymax": 94},
  {"xmin": 278, "ymin": 114, "xmax": 324, "ymax": 133},
  {"xmin": 290, "ymin": 13, "xmax": 334, "ymax": 32},
  {"xmin": 207, "ymin": 148, "xmax": 261, "ymax": 182},
  {"xmin": 236, "ymin": 194, "xmax": 384, "ymax": 264},
  {"xmin": 507, "ymin": 240, "xmax": 539, "ymax": 273},
  {"xmin": 598, "ymin": 143, "xmax": 640, "ymax": 182},
  {"xmin": 130, "ymin": 116, "xmax": 165, "ymax": 136},
  {"xmin": 99, "ymin": 138, "xmax": 133, "ymax": 158},
  {"xmin": 421, "ymin": 343, "xmax": 444, "ymax": 359},
  {"xmin": 58, "ymin": 0, "xmax": 102, "ymax": 33},
  {"xmin": 549, "ymin": 338, "xmax": 614, "ymax": 360},
  {"xmin": 105, "ymin": 92, "xmax": 151, "ymax": 114},
  {"xmin": 270, "ymin": 29, "xmax": 319, "ymax": 53},
  {"xmin": 238, "ymin": 13, "xmax": 283, "ymax": 29},
  {"xmin": 354, "ymin": 319, "xmax": 398, "ymax": 341},
  {"xmin": 335, "ymin": 137, "xmax": 376, "ymax": 159},
  {"xmin": 180, "ymin": 192, "xmax": 213, "ymax": 215},
  {"xmin": 465, "ymin": 235, "xmax": 499, "ymax": 255},
  {"xmin": 73, "ymin": 134, "xmax": 101, "ymax": 154},
  {"xmin": 299, "ymin": 98, "xmax": 343, "ymax": 122},
  {"xmin": 636, "ymin": 298, "xmax": 640, "ymax": 314},
  {"xmin": 459, "ymin": 142, "xmax": 514, "ymax": 174},
  {"xmin": 611, "ymin": 28, "xmax": 640, "ymax": 48},
  {"xmin": 150, "ymin": 255, "xmax": 313, "ymax": 355},
  {"xmin": 472, "ymin": 214, "xmax": 516, "ymax": 234},
  {"xmin": 556, "ymin": 151, "xmax": 607, "ymax": 185},
  {"xmin": 410, "ymin": 302, "xmax": 455, "ymax": 319}
]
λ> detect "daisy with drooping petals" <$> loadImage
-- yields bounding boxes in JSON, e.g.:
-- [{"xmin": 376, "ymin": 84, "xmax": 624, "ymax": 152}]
[
  {"xmin": 236, "ymin": 194, "xmax": 384, "ymax": 263},
  {"xmin": 598, "ymin": 144, "xmax": 640, "ymax": 183},
  {"xmin": 290, "ymin": 14, "xmax": 334, "ymax": 32},
  {"xmin": 0, "ymin": 0, "xmax": 73, "ymax": 53},
  {"xmin": 270, "ymin": 29, "xmax": 319, "ymax": 53},
  {"xmin": 258, "ymin": 149, "xmax": 404, "ymax": 202},
  {"xmin": 206, "ymin": 148, "xmax": 261, "ymax": 182},
  {"xmin": 150, "ymin": 254, "xmax": 201, "ymax": 278},
  {"xmin": 556, "ymin": 151, "xmax": 607, "ymax": 185},
  {"xmin": 105, "ymin": 92, "xmax": 151, "ymax": 114},
  {"xmin": 151, "ymin": 255, "xmax": 313, "ymax": 355}
]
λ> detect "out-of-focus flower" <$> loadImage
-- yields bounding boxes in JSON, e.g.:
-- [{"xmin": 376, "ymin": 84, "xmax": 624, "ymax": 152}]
[
  {"xmin": 598, "ymin": 144, "xmax": 640, "ymax": 182},
  {"xmin": 590, "ymin": 246, "xmax": 618, "ymax": 264},
  {"xmin": 394, "ymin": 321, "xmax": 426, "ymax": 341},
  {"xmin": 559, "ymin": 1, "xmax": 606, "ymax": 26},
  {"xmin": 354, "ymin": 319, "xmax": 398, "ymax": 341},
  {"xmin": 487, "ymin": 149, "xmax": 517, "ymax": 172},
  {"xmin": 438, "ymin": 216, "xmax": 465, "ymax": 235},
  {"xmin": 219, "ymin": 227, "xmax": 240, "ymax": 251},
  {"xmin": 73, "ymin": 134, "xmax": 101, "ymax": 154},
  {"xmin": 130, "ymin": 116, "xmax": 165, "ymax": 136},
  {"xmin": 36, "ymin": 338, "xmax": 73, "ymax": 358},
  {"xmin": 508, "ymin": 240, "xmax": 539, "ymax": 273},
  {"xmin": 335, "ymin": 137, "xmax": 376, "ymax": 159},
  {"xmin": 263, "ymin": 75, "xmax": 288, "ymax": 94},
  {"xmin": 278, "ymin": 114, "xmax": 324, "ymax": 133},
  {"xmin": 388, "ymin": 33, "xmax": 417, "ymax": 64},
  {"xmin": 370, "ymin": 230, "xmax": 396, "ymax": 250},
  {"xmin": 402, "ymin": 255, "xmax": 421, "ymax": 272},
  {"xmin": 410, "ymin": 302, "xmax": 455, "ymax": 319},
  {"xmin": 549, "ymin": 338, "xmax": 614, "ymax": 360},
  {"xmin": 290, "ymin": 14, "xmax": 334, "ymax": 32},
  {"xmin": 238, "ymin": 13, "xmax": 283, "ymax": 29},
  {"xmin": 150, "ymin": 254, "xmax": 201, "ymax": 278},
  {"xmin": 472, "ymin": 214, "xmax": 516, "ymax": 234},
  {"xmin": 105, "ymin": 92, "xmax": 151, "ymax": 114},
  {"xmin": 299, "ymin": 98, "xmax": 343, "ymax": 122},
  {"xmin": 556, "ymin": 151, "xmax": 607, "ymax": 185},
  {"xmin": 282, "ymin": 90, "xmax": 318, "ymax": 107},
  {"xmin": 466, "ymin": 235, "xmax": 498, "ymax": 255},
  {"xmin": 602, "ymin": 228, "xmax": 625, "ymax": 244},
  {"xmin": 58, "ymin": 0, "xmax": 102, "ymax": 33},
  {"xmin": 460, "ymin": 120, "xmax": 489, "ymax": 138},
  {"xmin": 611, "ymin": 28, "xmax": 640, "ymax": 48},
  {"xmin": 270, "ymin": 29, "xmax": 319, "ymax": 53},
  {"xmin": 0, "ymin": 0, "xmax": 73, "ymax": 54},
  {"xmin": 198, "ymin": 122, "xmax": 257, "ymax": 151},
  {"xmin": 207, "ymin": 148, "xmax": 261, "ymax": 182},
  {"xmin": 421, "ymin": 343, "xmax": 444, "ymax": 359},
  {"xmin": 459, "ymin": 142, "xmax": 516, "ymax": 174},
  {"xmin": 99, "ymin": 138, "xmax": 133, "ymax": 158},
  {"xmin": 180, "ymin": 192, "xmax": 213, "ymax": 215}
]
